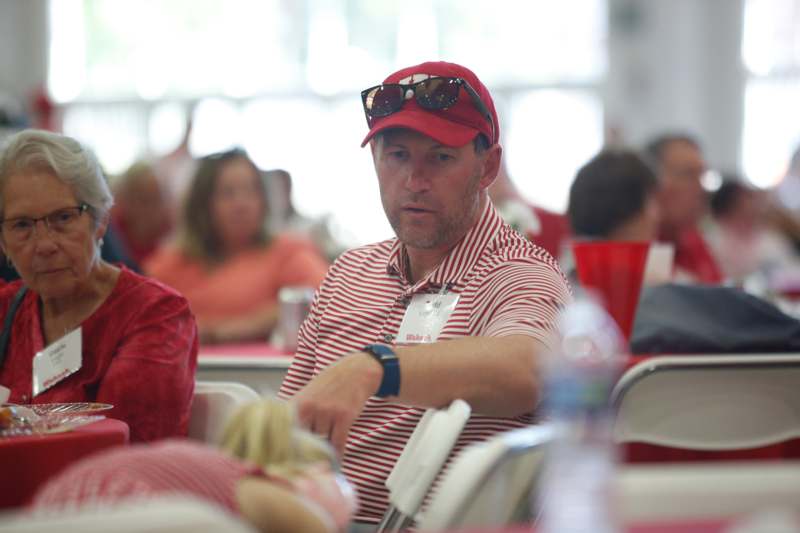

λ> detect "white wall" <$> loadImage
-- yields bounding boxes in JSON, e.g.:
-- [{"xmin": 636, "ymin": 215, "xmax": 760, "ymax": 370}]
[{"xmin": 606, "ymin": 0, "xmax": 746, "ymax": 170}]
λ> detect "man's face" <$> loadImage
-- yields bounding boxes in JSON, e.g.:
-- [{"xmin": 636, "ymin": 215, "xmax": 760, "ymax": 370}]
[
  {"xmin": 657, "ymin": 140, "xmax": 707, "ymax": 232},
  {"xmin": 371, "ymin": 129, "xmax": 499, "ymax": 251}
]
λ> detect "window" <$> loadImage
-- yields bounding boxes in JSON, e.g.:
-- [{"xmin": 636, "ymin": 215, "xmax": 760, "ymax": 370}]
[
  {"xmin": 50, "ymin": 0, "xmax": 606, "ymax": 245},
  {"xmin": 741, "ymin": 0, "xmax": 800, "ymax": 188}
]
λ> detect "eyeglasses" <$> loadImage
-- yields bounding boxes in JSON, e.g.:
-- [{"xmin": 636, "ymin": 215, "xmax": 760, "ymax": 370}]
[
  {"xmin": 361, "ymin": 76, "xmax": 495, "ymax": 143},
  {"xmin": 201, "ymin": 147, "xmax": 248, "ymax": 162},
  {"xmin": 0, "ymin": 204, "xmax": 90, "ymax": 244}
]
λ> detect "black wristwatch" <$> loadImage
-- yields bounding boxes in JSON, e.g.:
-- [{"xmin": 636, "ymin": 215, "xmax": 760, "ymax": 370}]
[{"xmin": 362, "ymin": 344, "xmax": 400, "ymax": 397}]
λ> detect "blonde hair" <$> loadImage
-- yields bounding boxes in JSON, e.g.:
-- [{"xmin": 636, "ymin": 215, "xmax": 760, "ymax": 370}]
[{"xmin": 219, "ymin": 398, "xmax": 335, "ymax": 478}]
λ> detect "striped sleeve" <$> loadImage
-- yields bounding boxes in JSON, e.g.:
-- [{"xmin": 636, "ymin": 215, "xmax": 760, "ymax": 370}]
[
  {"xmin": 476, "ymin": 256, "xmax": 570, "ymax": 352},
  {"xmin": 31, "ymin": 440, "xmax": 249, "ymax": 515}
]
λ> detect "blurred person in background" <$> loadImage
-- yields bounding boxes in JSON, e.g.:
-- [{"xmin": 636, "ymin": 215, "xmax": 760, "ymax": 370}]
[
  {"xmin": 775, "ymin": 143, "xmax": 800, "ymax": 214},
  {"xmin": 32, "ymin": 398, "xmax": 356, "ymax": 533},
  {"xmin": 489, "ymin": 162, "xmax": 570, "ymax": 261},
  {"xmin": 265, "ymin": 168, "xmax": 346, "ymax": 261},
  {"xmin": 706, "ymin": 177, "xmax": 800, "ymax": 285},
  {"xmin": 111, "ymin": 161, "xmax": 174, "ymax": 267},
  {"xmin": 562, "ymin": 149, "xmax": 662, "ymax": 285},
  {"xmin": 644, "ymin": 133, "xmax": 723, "ymax": 284},
  {"xmin": 0, "ymin": 129, "xmax": 197, "ymax": 442},
  {"xmin": 0, "ymin": 94, "xmax": 31, "ymax": 282},
  {"xmin": 771, "ymin": 143, "xmax": 800, "ymax": 254},
  {"xmin": 154, "ymin": 113, "xmax": 197, "ymax": 208},
  {"xmin": 568, "ymin": 149, "xmax": 660, "ymax": 241},
  {"xmin": 266, "ymin": 168, "xmax": 313, "ymax": 234},
  {"xmin": 145, "ymin": 148, "xmax": 329, "ymax": 344},
  {"xmin": 29, "ymin": 84, "xmax": 58, "ymax": 133}
]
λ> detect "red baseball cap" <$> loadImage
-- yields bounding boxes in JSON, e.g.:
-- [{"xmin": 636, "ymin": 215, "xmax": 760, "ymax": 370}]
[{"xmin": 360, "ymin": 61, "xmax": 499, "ymax": 148}]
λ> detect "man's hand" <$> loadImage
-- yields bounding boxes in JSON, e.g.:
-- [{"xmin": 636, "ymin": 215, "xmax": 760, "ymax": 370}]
[{"xmin": 292, "ymin": 351, "xmax": 383, "ymax": 456}]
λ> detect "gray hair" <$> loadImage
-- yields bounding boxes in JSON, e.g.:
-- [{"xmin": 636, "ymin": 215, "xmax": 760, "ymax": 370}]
[
  {"xmin": 642, "ymin": 132, "xmax": 702, "ymax": 176},
  {"xmin": 0, "ymin": 129, "xmax": 113, "ymax": 224}
]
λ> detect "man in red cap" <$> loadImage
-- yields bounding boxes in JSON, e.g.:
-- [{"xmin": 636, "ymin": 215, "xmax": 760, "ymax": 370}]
[{"xmin": 279, "ymin": 61, "xmax": 570, "ymax": 525}]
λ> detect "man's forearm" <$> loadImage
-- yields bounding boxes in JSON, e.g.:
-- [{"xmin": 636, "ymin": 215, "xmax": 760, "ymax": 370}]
[
  {"xmin": 388, "ymin": 335, "xmax": 545, "ymax": 417},
  {"xmin": 292, "ymin": 334, "xmax": 547, "ymax": 454}
]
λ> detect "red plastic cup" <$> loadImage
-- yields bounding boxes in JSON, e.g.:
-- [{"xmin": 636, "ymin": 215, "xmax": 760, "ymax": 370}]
[{"xmin": 572, "ymin": 240, "xmax": 651, "ymax": 341}]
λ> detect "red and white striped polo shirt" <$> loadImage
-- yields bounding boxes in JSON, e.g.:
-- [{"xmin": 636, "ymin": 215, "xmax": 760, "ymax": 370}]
[
  {"xmin": 31, "ymin": 439, "xmax": 261, "ymax": 515},
  {"xmin": 279, "ymin": 200, "xmax": 570, "ymax": 522}
]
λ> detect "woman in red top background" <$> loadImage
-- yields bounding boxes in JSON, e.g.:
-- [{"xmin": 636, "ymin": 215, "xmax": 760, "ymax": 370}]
[{"xmin": 0, "ymin": 129, "xmax": 197, "ymax": 442}]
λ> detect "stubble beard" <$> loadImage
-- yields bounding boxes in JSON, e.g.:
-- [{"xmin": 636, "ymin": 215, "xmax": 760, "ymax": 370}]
[{"xmin": 387, "ymin": 177, "xmax": 483, "ymax": 250}]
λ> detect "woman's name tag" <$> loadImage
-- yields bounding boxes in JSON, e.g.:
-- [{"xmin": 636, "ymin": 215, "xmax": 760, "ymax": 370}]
[
  {"xmin": 396, "ymin": 292, "xmax": 459, "ymax": 344},
  {"xmin": 32, "ymin": 328, "xmax": 83, "ymax": 396}
]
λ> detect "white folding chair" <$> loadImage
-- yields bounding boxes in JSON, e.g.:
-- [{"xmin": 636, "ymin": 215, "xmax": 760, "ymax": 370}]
[
  {"xmin": 375, "ymin": 399, "xmax": 471, "ymax": 533},
  {"xmin": 188, "ymin": 381, "xmax": 260, "ymax": 444},
  {"xmin": 416, "ymin": 424, "xmax": 557, "ymax": 531},
  {"xmin": 611, "ymin": 353, "xmax": 800, "ymax": 450}
]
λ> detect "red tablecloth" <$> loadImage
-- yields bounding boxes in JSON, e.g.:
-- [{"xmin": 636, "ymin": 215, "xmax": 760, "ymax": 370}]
[{"xmin": 0, "ymin": 418, "xmax": 129, "ymax": 508}]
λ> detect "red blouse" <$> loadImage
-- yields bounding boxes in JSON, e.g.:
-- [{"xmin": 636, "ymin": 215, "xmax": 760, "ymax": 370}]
[
  {"xmin": 673, "ymin": 228, "xmax": 724, "ymax": 284},
  {"xmin": 0, "ymin": 267, "xmax": 198, "ymax": 442}
]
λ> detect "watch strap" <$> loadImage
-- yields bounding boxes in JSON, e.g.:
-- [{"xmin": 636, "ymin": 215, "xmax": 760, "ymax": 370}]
[{"xmin": 362, "ymin": 344, "xmax": 400, "ymax": 397}]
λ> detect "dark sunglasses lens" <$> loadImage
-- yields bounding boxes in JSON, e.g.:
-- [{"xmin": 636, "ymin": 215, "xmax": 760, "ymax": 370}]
[
  {"xmin": 365, "ymin": 86, "xmax": 404, "ymax": 118},
  {"xmin": 415, "ymin": 78, "xmax": 460, "ymax": 110}
]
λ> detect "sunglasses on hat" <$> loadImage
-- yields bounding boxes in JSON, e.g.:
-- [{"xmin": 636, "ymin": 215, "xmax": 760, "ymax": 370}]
[{"xmin": 361, "ymin": 76, "xmax": 495, "ymax": 143}]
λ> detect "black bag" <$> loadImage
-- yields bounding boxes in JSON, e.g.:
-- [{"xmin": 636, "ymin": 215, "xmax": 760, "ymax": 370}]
[{"xmin": 630, "ymin": 284, "xmax": 800, "ymax": 354}]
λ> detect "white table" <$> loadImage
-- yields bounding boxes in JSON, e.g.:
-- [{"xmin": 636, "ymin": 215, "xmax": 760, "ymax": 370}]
[
  {"xmin": 617, "ymin": 460, "xmax": 800, "ymax": 522},
  {"xmin": 197, "ymin": 344, "xmax": 293, "ymax": 396}
]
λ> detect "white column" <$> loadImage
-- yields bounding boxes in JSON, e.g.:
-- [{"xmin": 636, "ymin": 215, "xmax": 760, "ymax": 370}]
[
  {"xmin": 0, "ymin": 0, "xmax": 49, "ymax": 107},
  {"xmin": 605, "ymin": 0, "xmax": 746, "ymax": 171}
]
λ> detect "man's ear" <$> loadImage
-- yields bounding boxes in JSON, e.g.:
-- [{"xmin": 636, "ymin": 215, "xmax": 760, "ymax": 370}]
[
  {"xmin": 477, "ymin": 144, "xmax": 502, "ymax": 191},
  {"xmin": 369, "ymin": 139, "xmax": 381, "ymax": 173}
]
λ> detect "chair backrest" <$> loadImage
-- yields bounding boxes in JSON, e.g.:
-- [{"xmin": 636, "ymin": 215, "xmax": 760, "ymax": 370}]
[
  {"xmin": 416, "ymin": 424, "xmax": 557, "ymax": 531},
  {"xmin": 188, "ymin": 381, "xmax": 260, "ymax": 444},
  {"xmin": 612, "ymin": 353, "xmax": 800, "ymax": 450},
  {"xmin": 376, "ymin": 399, "xmax": 471, "ymax": 533}
]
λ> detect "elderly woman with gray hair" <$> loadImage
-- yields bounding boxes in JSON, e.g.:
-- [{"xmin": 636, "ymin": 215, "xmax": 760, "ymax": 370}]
[{"xmin": 0, "ymin": 130, "xmax": 198, "ymax": 442}]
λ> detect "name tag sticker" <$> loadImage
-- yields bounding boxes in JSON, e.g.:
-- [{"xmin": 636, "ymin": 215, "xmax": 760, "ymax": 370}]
[
  {"xmin": 397, "ymin": 292, "xmax": 459, "ymax": 344},
  {"xmin": 33, "ymin": 327, "xmax": 82, "ymax": 397}
]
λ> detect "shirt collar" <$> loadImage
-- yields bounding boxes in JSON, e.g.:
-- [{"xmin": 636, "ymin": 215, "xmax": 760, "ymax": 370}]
[{"xmin": 386, "ymin": 200, "xmax": 504, "ymax": 290}]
